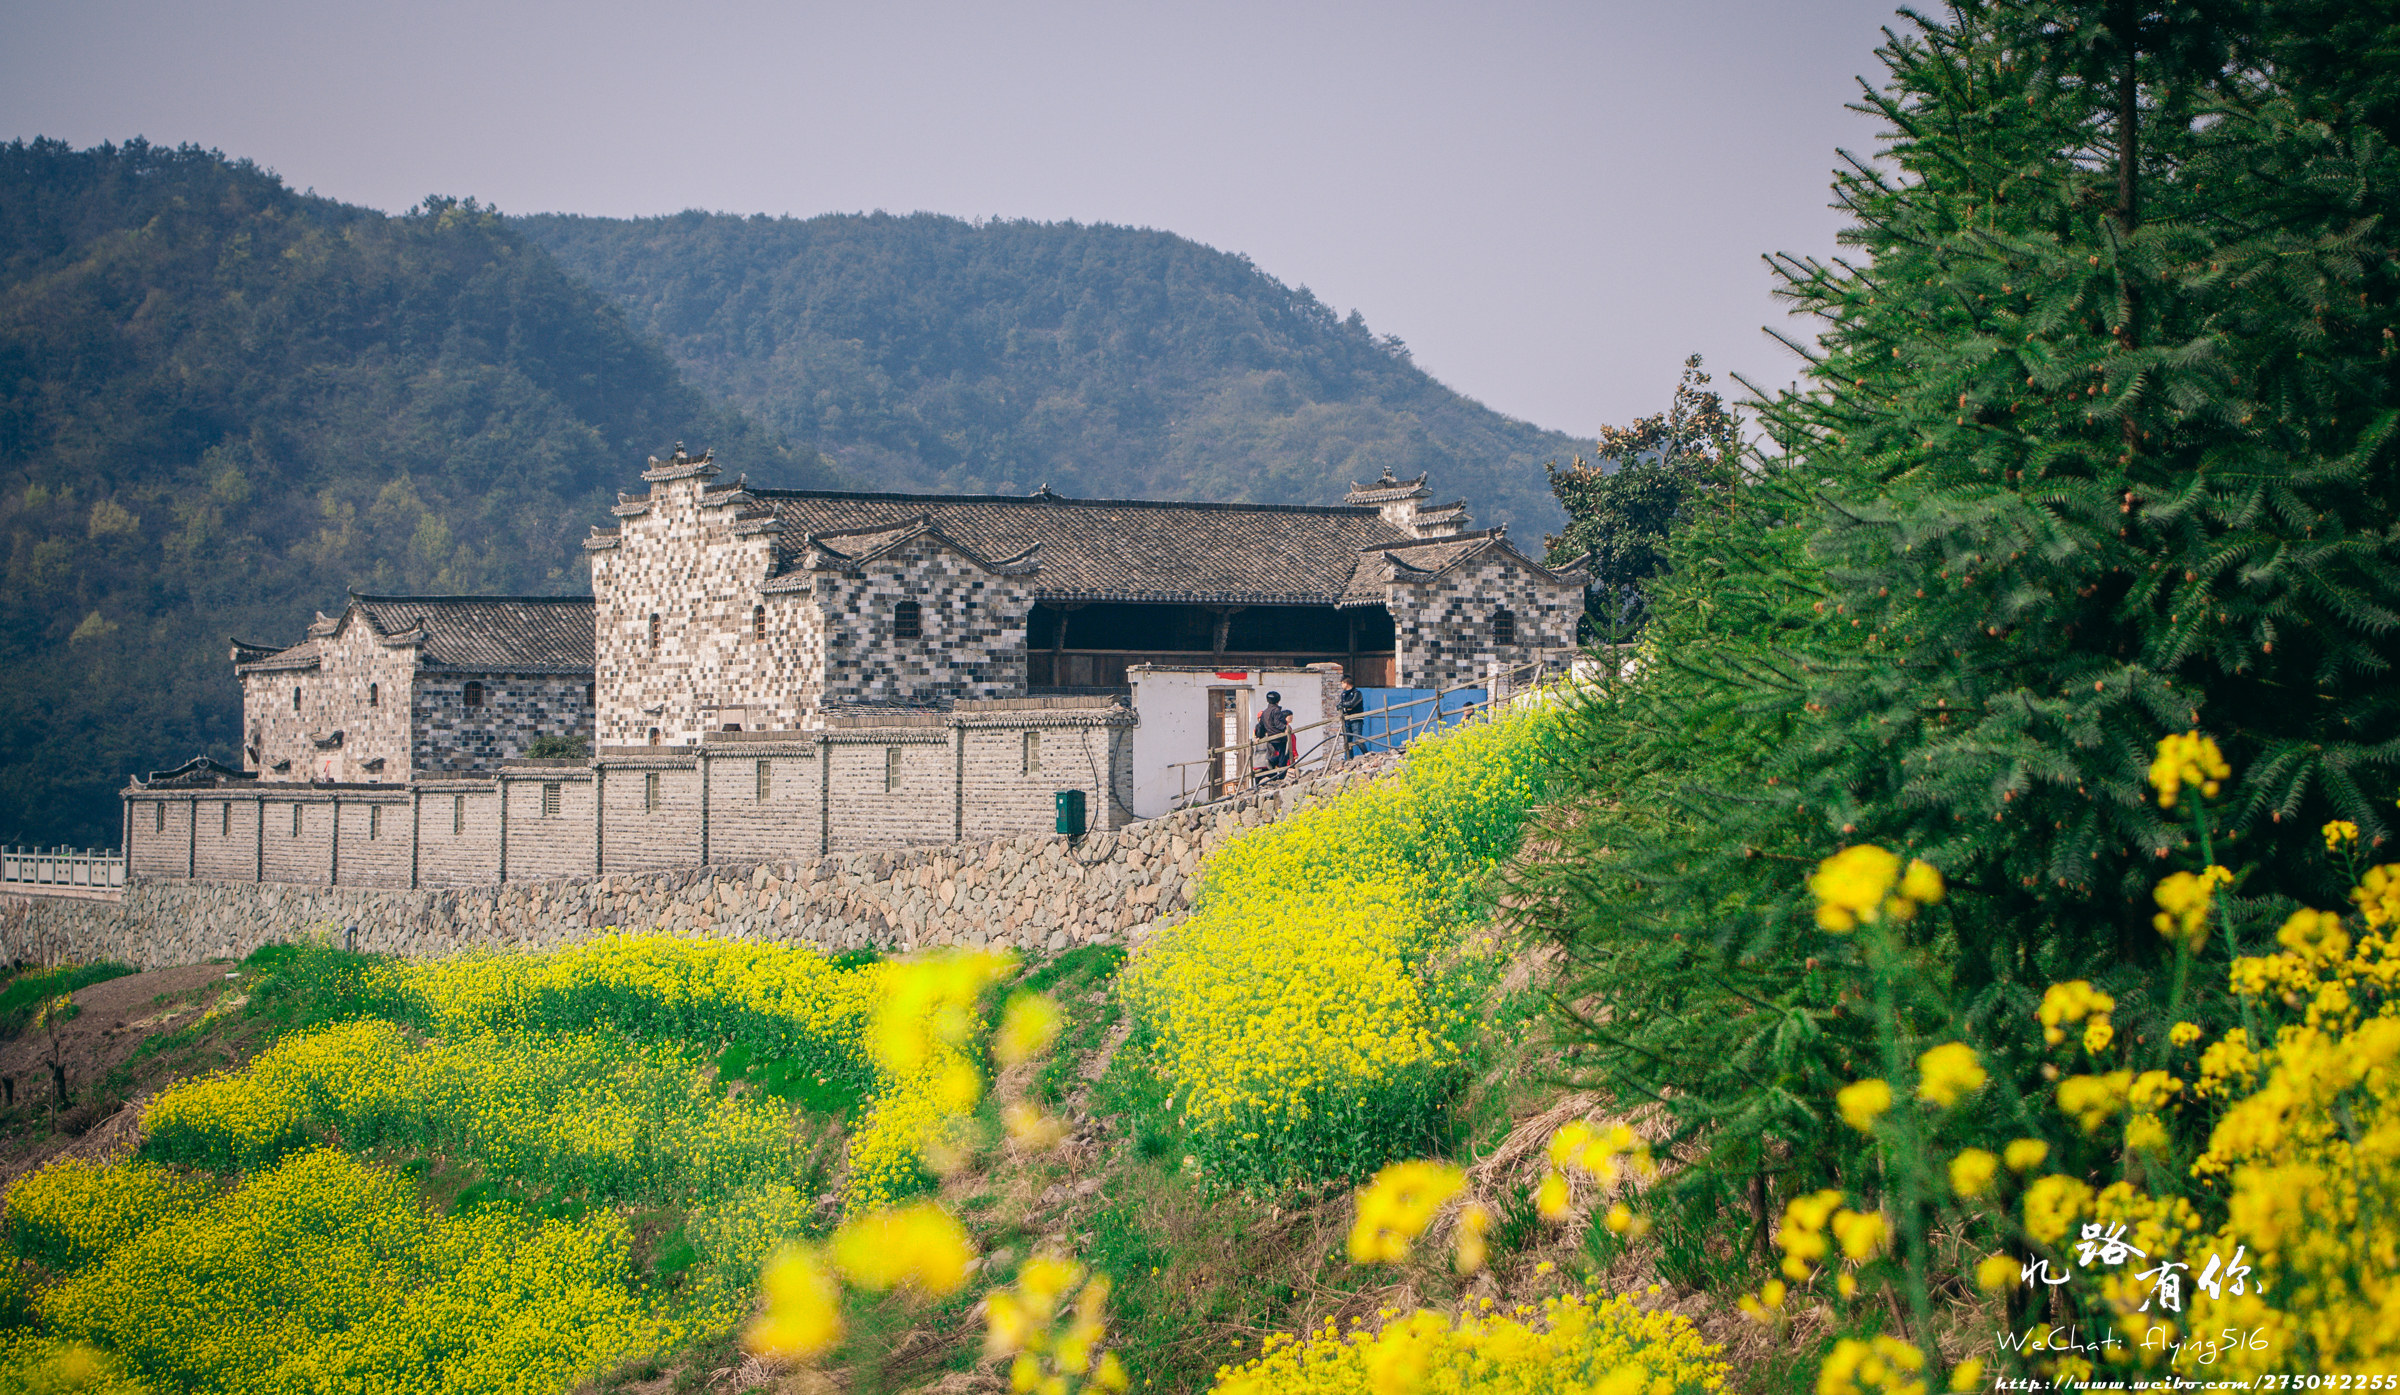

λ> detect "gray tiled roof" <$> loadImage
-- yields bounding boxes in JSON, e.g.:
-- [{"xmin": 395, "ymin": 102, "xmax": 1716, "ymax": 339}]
[
  {"xmin": 230, "ymin": 638, "xmax": 321, "ymax": 673},
  {"xmin": 351, "ymin": 594, "xmax": 594, "ymax": 671},
  {"xmin": 752, "ymin": 490, "xmax": 1420, "ymax": 607},
  {"xmin": 1339, "ymin": 530, "xmax": 1589, "ymax": 605},
  {"xmin": 236, "ymin": 595, "xmax": 595, "ymax": 675}
]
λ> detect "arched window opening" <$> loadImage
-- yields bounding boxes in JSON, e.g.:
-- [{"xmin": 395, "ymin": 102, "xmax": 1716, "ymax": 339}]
[
  {"xmin": 368, "ymin": 682, "xmax": 379, "ymax": 708},
  {"xmin": 894, "ymin": 599, "xmax": 923, "ymax": 640},
  {"xmin": 292, "ymin": 686, "xmax": 302, "ymax": 712},
  {"xmin": 1491, "ymin": 608, "xmax": 1517, "ymax": 645},
  {"xmin": 648, "ymin": 613, "xmax": 661, "ymax": 650},
  {"xmin": 647, "ymin": 727, "xmax": 661, "ymax": 747},
  {"xmin": 463, "ymin": 681, "xmax": 485, "ymax": 708},
  {"xmin": 753, "ymin": 604, "xmax": 766, "ymax": 641}
]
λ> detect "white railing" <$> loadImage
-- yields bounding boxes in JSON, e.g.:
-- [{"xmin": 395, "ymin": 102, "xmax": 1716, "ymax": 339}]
[{"xmin": 1, "ymin": 846, "xmax": 126, "ymax": 894}]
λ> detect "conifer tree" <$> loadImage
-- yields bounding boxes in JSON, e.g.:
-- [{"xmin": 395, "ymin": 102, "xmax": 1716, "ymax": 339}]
[{"xmin": 1525, "ymin": 0, "xmax": 2400, "ymax": 1235}]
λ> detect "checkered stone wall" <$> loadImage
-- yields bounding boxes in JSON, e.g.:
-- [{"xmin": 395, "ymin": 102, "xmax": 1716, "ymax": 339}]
[
  {"xmin": 815, "ymin": 541, "xmax": 1032, "ymax": 707},
  {"xmin": 238, "ymin": 620, "xmax": 418, "ymax": 783},
  {"xmin": 591, "ymin": 474, "xmax": 795, "ymax": 745},
  {"xmin": 1388, "ymin": 554, "xmax": 1583, "ymax": 691},
  {"xmin": 591, "ymin": 471, "xmax": 1037, "ymax": 743},
  {"xmin": 412, "ymin": 675, "xmax": 594, "ymax": 777}
]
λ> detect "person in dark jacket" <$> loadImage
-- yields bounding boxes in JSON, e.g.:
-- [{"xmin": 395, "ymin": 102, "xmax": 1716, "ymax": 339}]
[
  {"xmin": 1338, "ymin": 674, "xmax": 1366, "ymax": 756},
  {"xmin": 1254, "ymin": 691, "xmax": 1295, "ymax": 773}
]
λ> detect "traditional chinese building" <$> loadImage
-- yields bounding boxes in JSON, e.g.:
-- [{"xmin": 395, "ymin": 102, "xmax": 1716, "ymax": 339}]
[
  {"xmin": 585, "ymin": 447, "xmax": 1588, "ymax": 746},
  {"xmin": 232, "ymin": 594, "xmax": 594, "ymax": 782}
]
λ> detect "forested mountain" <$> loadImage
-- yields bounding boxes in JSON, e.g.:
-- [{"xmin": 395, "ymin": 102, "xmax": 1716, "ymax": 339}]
[
  {"xmin": 517, "ymin": 212, "xmax": 1577, "ymax": 533},
  {"xmin": 0, "ymin": 139, "xmax": 830, "ymax": 847}
]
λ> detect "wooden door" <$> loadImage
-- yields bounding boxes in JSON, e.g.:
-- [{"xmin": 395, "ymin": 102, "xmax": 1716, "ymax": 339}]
[{"xmin": 1208, "ymin": 687, "xmax": 1243, "ymax": 800}]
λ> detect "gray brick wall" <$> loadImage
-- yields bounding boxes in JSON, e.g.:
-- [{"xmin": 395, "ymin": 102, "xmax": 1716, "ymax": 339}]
[
  {"xmin": 707, "ymin": 747, "xmax": 824, "ymax": 864},
  {"xmin": 502, "ymin": 772, "xmax": 598, "ymax": 882},
  {"xmin": 598, "ymin": 759, "xmax": 704, "ymax": 874},
  {"xmin": 418, "ymin": 786, "xmax": 504, "ymax": 887},
  {"xmin": 258, "ymin": 796, "xmax": 335, "ymax": 884},
  {"xmin": 331, "ymin": 795, "xmax": 412, "ymax": 889},
  {"xmin": 824, "ymin": 736, "xmax": 955, "ymax": 852},
  {"xmin": 124, "ymin": 706, "xmax": 1135, "ymax": 889},
  {"xmin": 191, "ymin": 798, "xmax": 259, "ymax": 881}
]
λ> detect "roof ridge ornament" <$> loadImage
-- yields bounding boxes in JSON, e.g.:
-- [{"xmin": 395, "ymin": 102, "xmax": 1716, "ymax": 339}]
[{"xmin": 641, "ymin": 442, "xmax": 721, "ymax": 484}]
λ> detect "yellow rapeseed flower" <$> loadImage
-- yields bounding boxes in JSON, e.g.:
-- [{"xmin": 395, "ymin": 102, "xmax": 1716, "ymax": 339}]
[
  {"xmin": 1348, "ymin": 1161, "xmax": 1466, "ymax": 1264},
  {"xmin": 1914, "ymin": 1042, "xmax": 1986, "ymax": 1108},
  {"xmin": 751, "ymin": 1243, "xmax": 844, "ymax": 1359},
  {"xmin": 1837, "ymin": 1078, "xmax": 1893, "ymax": 1133},
  {"xmin": 996, "ymin": 992, "xmax": 1064, "ymax": 1068},
  {"xmin": 2152, "ymin": 866, "xmax": 2234, "ymax": 952},
  {"xmin": 829, "ymin": 1202, "xmax": 976, "ymax": 1297},
  {"xmin": 2148, "ymin": 730, "xmax": 2229, "ymax": 808},
  {"xmin": 1948, "ymin": 1149, "xmax": 1999, "ymax": 1198}
]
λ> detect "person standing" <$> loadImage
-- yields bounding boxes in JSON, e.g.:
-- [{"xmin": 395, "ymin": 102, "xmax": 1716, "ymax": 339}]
[
  {"xmin": 1338, "ymin": 673, "xmax": 1366, "ymax": 757},
  {"xmin": 1254, "ymin": 690, "xmax": 1295, "ymax": 775}
]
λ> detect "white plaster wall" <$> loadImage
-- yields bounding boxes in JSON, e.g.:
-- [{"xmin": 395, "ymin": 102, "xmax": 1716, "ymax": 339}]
[{"xmin": 1127, "ymin": 665, "xmax": 1331, "ymax": 818}]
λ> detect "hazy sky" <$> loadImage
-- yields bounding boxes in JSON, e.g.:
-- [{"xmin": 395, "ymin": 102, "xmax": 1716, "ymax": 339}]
[{"xmin": 2, "ymin": 0, "xmax": 1904, "ymax": 439}]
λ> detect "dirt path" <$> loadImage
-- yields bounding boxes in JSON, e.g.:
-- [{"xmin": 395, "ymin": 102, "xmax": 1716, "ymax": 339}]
[{"xmin": 0, "ymin": 962, "xmax": 252, "ymax": 1183}]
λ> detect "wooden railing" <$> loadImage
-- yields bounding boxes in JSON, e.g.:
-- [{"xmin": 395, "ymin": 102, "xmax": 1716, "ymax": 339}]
[{"xmin": 1, "ymin": 846, "xmax": 127, "ymax": 896}]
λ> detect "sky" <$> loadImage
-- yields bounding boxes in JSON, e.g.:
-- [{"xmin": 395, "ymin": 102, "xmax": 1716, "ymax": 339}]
[{"xmin": 1, "ymin": 0, "xmax": 1904, "ymax": 439}]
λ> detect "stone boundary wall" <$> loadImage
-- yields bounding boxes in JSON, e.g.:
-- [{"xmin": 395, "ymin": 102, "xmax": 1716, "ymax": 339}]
[
  {"xmin": 2, "ymin": 757, "xmax": 1397, "ymax": 970},
  {"xmin": 124, "ymin": 700, "xmax": 1141, "ymax": 892}
]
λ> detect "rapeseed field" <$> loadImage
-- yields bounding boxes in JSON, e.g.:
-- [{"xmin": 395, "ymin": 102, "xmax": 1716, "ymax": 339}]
[{"xmin": 0, "ymin": 700, "xmax": 1733, "ymax": 1394}]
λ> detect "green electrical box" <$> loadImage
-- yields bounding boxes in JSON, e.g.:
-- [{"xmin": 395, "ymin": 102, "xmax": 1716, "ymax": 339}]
[{"xmin": 1054, "ymin": 788, "xmax": 1087, "ymax": 837}]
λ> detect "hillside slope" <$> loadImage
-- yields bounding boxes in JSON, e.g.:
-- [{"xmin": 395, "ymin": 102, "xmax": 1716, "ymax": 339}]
[
  {"xmin": 518, "ymin": 211, "xmax": 1577, "ymax": 532},
  {"xmin": 0, "ymin": 139, "xmax": 832, "ymax": 847}
]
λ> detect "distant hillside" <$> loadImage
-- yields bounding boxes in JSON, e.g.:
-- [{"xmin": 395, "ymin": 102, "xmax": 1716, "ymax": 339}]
[
  {"xmin": 517, "ymin": 211, "xmax": 1578, "ymax": 533},
  {"xmin": 0, "ymin": 139, "xmax": 831, "ymax": 847}
]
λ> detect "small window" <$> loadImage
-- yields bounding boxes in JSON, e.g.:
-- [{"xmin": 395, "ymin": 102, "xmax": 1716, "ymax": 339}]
[
  {"xmin": 221, "ymin": 802, "xmax": 231, "ymax": 837},
  {"xmin": 293, "ymin": 686, "xmax": 302, "ymax": 712},
  {"xmin": 894, "ymin": 599, "xmax": 922, "ymax": 640},
  {"xmin": 648, "ymin": 613, "xmax": 661, "ymax": 650},
  {"xmin": 756, "ymin": 759, "xmax": 771, "ymax": 801},
  {"xmin": 885, "ymin": 746, "xmax": 903, "ymax": 792},
  {"xmin": 292, "ymin": 804, "xmax": 303, "ymax": 838},
  {"xmin": 1491, "ymin": 608, "xmax": 1517, "ymax": 645},
  {"xmin": 463, "ymin": 681, "xmax": 484, "ymax": 708},
  {"xmin": 585, "ymin": 682, "xmax": 595, "ymax": 707},
  {"xmin": 154, "ymin": 802, "xmax": 165, "ymax": 833},
  {"xmin": 368, "ymin": 682, "xmax": 379, "ymax": 708},
  {"xmin": 369, "ymin": 804, "xmax": 382, "ymax": 840},
  {"xmin": 753, "ymin": 604, "xmax": 766, "ymax": 641},
  {"xmin": 644, "ymin": 771, "xmax": 660, "ymax": 811},
  {"xmin": 1021, "ymin": 730, "xmax": 1040, "ymax": 775},
  {"xmin": 452, "ymin": 794, "xmax": 464, "ymax": 835},
  {"xmin": 647, "ymin": 727, "xmax": 661, "ymax": 747},
  {"xmin": 542, "ymin": 782, "xmax": 561, "ymax": 817}
]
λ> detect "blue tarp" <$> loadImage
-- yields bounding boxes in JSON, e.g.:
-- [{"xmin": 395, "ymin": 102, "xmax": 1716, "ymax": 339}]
[{"xmin": 1347, "ymin": 687, "xmax": 1486, "ymax": 754}]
